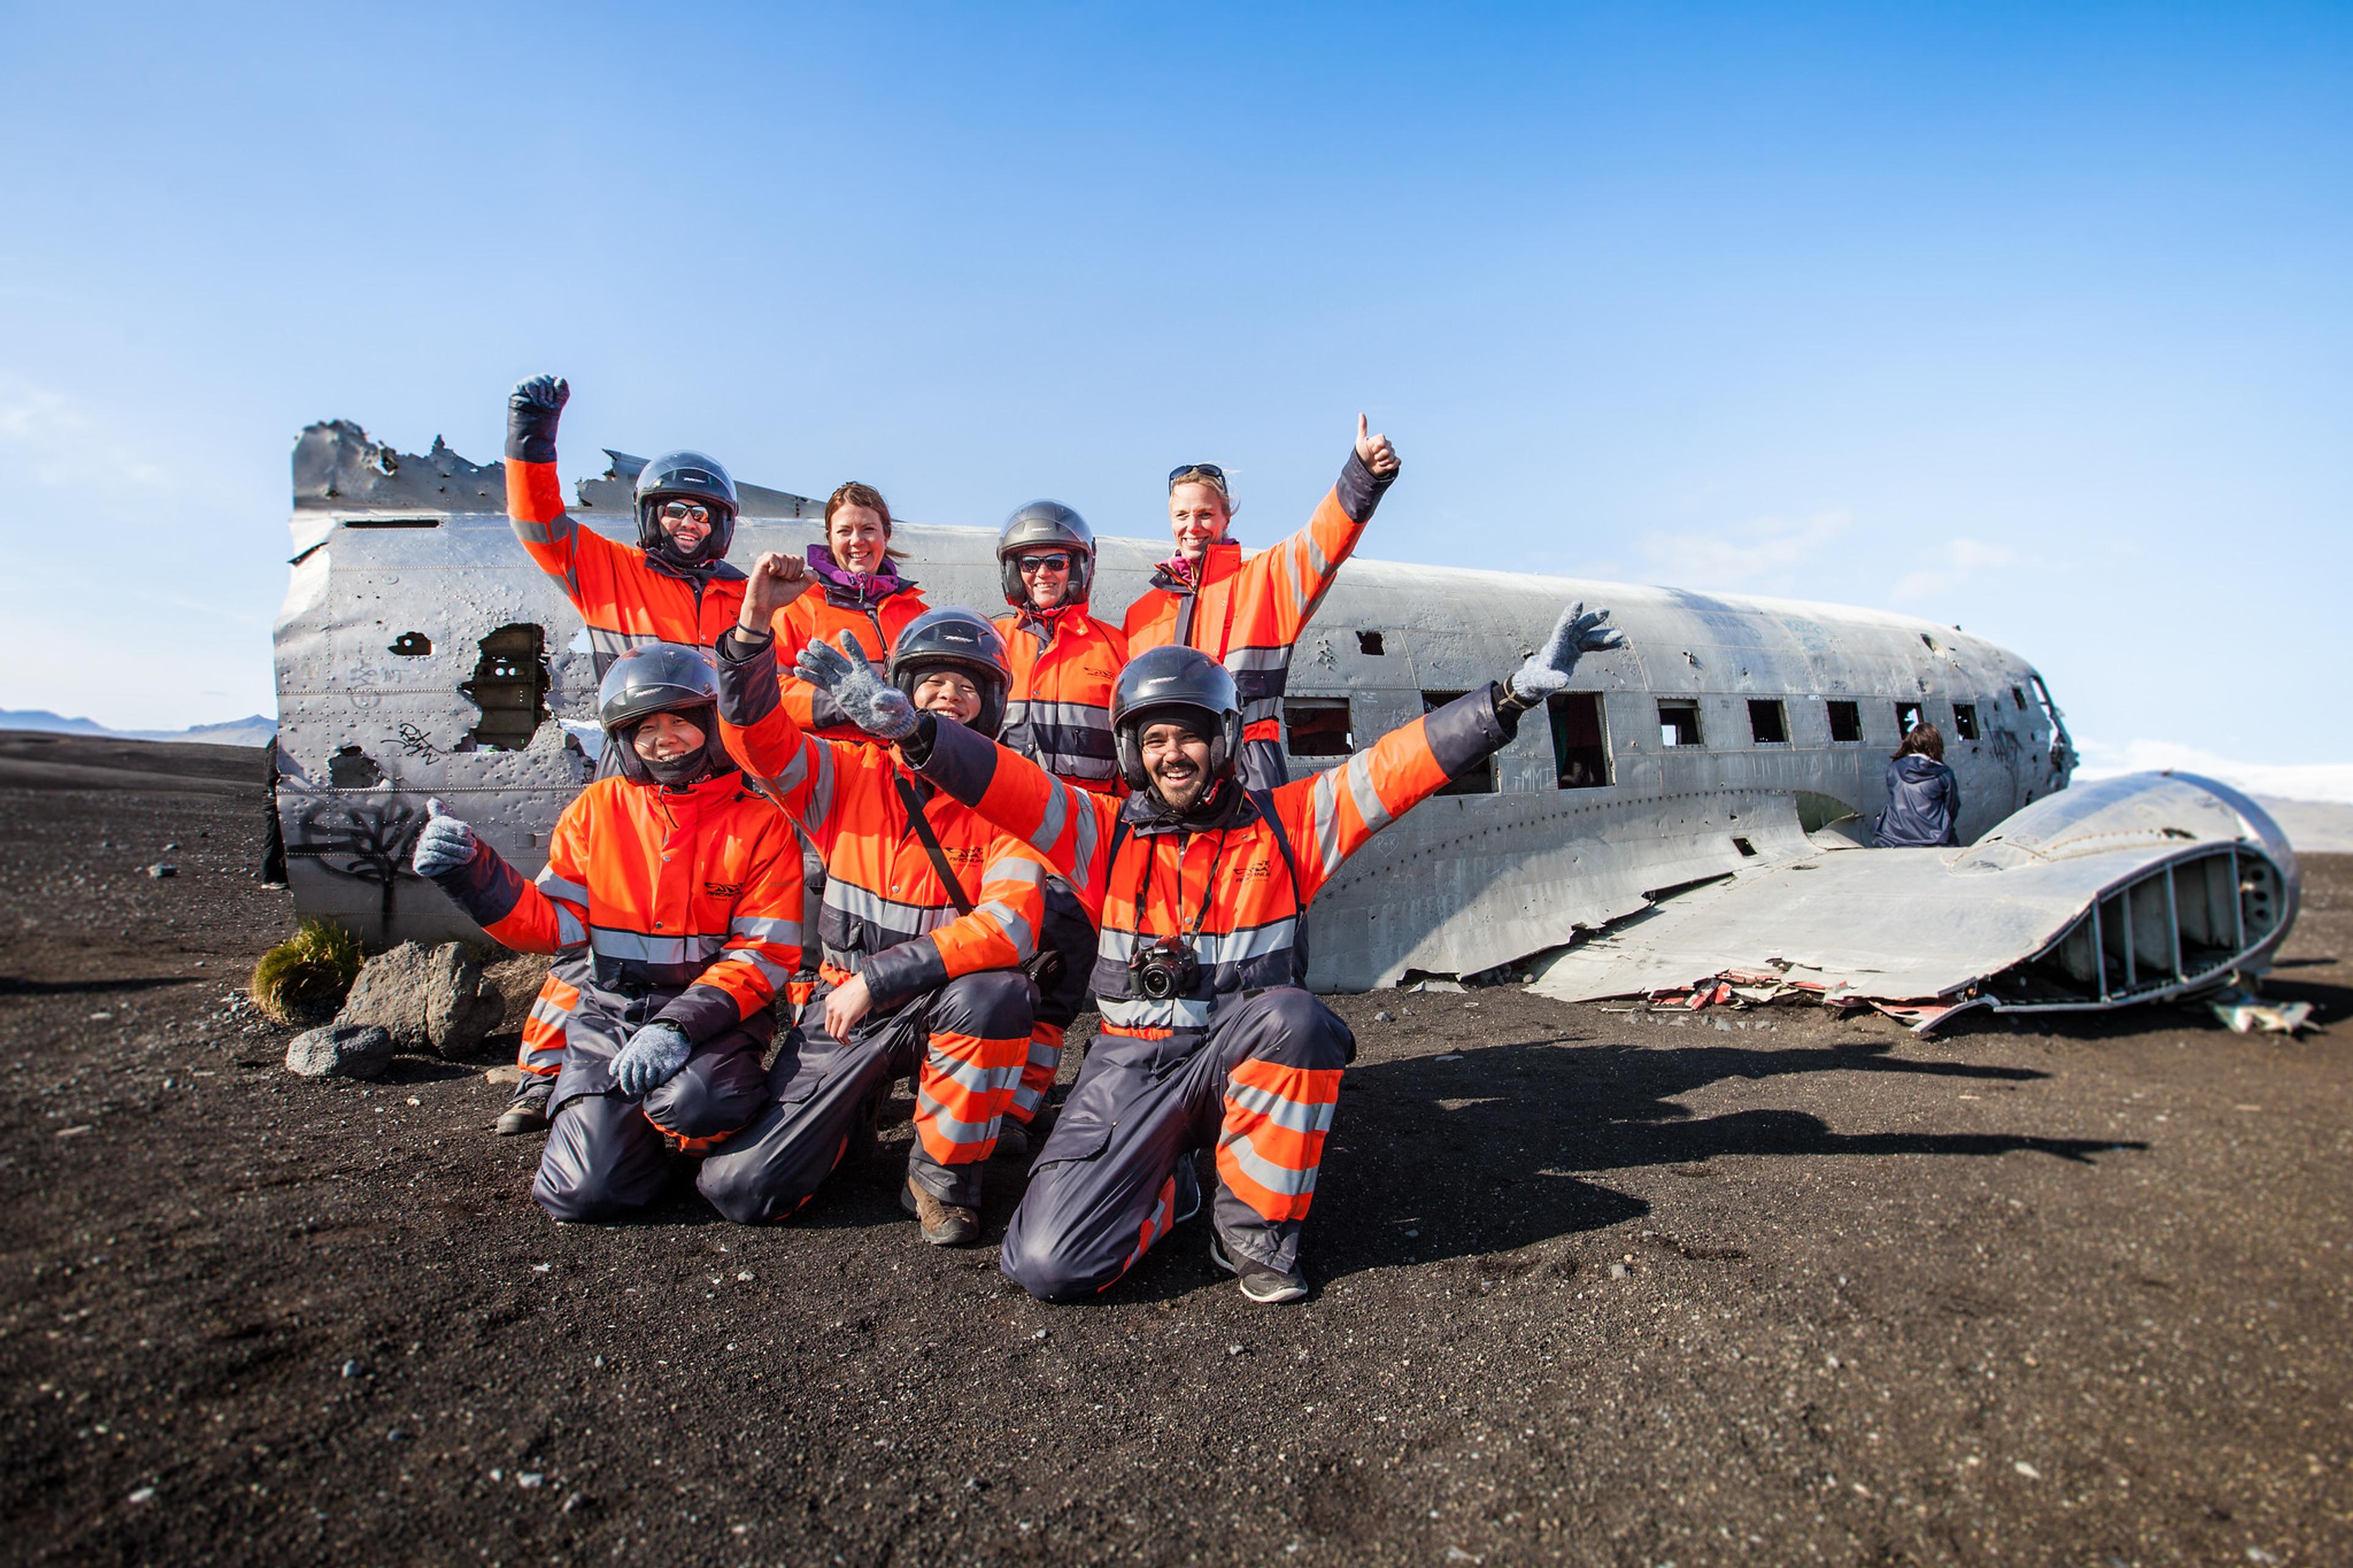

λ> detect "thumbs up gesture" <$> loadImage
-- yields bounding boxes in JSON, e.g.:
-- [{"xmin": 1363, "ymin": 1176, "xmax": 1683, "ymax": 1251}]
[
  {"xmin": 411, "ymin": 797, "xmax": 479, "ymax": 879},
  {"xmin": 1354, "ymin": 413, "xmax": 1399, "ymax": 479}
]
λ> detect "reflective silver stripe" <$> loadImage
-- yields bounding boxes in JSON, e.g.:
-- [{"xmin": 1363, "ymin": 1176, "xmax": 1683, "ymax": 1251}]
[
  {"xmin": 1226, "ymin": 646, "xmax": 1289, "ymax": 672},
  {"xmin": 728, "ymin": 915, "xmax": 801, "ymax": 944},
  {"xmin": 1344, "ymin": 751, "xmax": 1393, "ymax": 838},
  {"xmin": 535, "ymin": 869, "xmax": 589, "ymax": 904},
  {"xmin": 823, "ymin": 947, "xmax": 866, "ymax": 975},
  {"xmin": 1099, "ymin": 918, "xmax": 1297, "ymax": 969},
  {"xmin": 973, "ymin": 900, "xmax": 1036, "ymax": 959},
  {"xmin": 913, "ymin": 1087, "xmax": 1009, "ymax": 1144},
  {"xmin": 826, "ymin": 879, "xmax": 958, "ymax": 935},
  {"xmin": 555, "ymin": 907, "xmax": 588, "ymax": 948},
  {"xmin": 1309, "ymin": 767, "xmax": 1347, "ymax": 877},
  {"xmin": 1241, "ymin": 695, "xmax": 1283, "ymax": 723},
  {"xmin": 1220, "ymin": 1132, "xmax": 1320, "ymax": 1195},
  {"xmin": 714, "ymin": 948, "xmax": 794, "ymax": 987},
  {"xmin": 1034, "ymin": 779, "xmax": 1068, "ymax": 864},
  {"xmin": 1304, "ymin": 529, "xmax": 1332, "ymax": 581},
  {"xmin": 1005, "ymin": 699, "xmax": 1113, "ymax": 729},
  {"xmin": 588, "ymin": 627, "xmax": 656, "ymax": 657},
  {"xmin": 984, "ymin": 856, "xmax": 1046, "ymax": 888},
  {"xmin": 1282, "ymin": 540, "xmax": 1311, "ymax": 616},
  {"xmin": 1225, "ymin": 1078, "xmax": 1338, "ymax": 1135},
  {"xmin": 1100, "ymin": 994, "xmax": 1217, "ymax": 1031},
  {"xmin": 589, "ymin": 927, "xmax": 723, "ymax": 964},
  {"xmin": 926, "ymin": 1051, "xmax": 1024, "ymax": 1098},
  {"xmin": 513, "ymin": 517, "xmax": 557, "ymax": 545},
  {"xmin": 526, "ymin": 994, "xmax": 573, "ymax": 1027},
  {"xmin": 1067, "ymin": 795, "xmax": 1100, "ymax": 890}
]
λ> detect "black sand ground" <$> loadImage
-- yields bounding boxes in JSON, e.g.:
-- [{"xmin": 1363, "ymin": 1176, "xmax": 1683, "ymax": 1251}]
[{"xmin": 1, "ymin": 730, "xmax": 2346, "ymax": 1566}]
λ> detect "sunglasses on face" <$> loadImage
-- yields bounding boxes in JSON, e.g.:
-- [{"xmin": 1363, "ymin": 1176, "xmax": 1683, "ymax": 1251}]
[
  {"xmin": 1017, "ymin": 553, "xmax": 1074, "ymax": 574},
  {"xmin": 1167, "ymin": 463, "xmax": 1229, "ymax": 493},
  {"xmin": 659, "ymin": 501, "xmax": 712, "ymax": 525}
]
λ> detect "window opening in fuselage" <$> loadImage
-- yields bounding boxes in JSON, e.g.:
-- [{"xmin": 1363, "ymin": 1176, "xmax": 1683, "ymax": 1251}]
[
  {"xmin": 1547, "ymin": 692, "xmax": 1611, "ymax": 789},
  {"xmin": 1658, "ymin": 699, "xmax": 1703, "ymax": 748}
]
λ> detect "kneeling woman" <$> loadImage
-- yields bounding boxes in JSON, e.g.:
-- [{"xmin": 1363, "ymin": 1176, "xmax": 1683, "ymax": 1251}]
[{"xmin": 412, "ymin": 645, "xmax": 805, "ymax": 1223}]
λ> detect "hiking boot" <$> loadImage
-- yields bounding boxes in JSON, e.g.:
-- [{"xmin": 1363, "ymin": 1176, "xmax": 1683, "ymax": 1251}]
[
  {"xmin": 1211, "ymin": 1232, "xmax": 1308, "ymax": 1305},
  {"xmin": 494, "ymin": 1075, "xmax": 553, "ymax": 1136},
  {"xmin": 901, "ymin": 1176, "xmax": 979, "ymax": 1246}
]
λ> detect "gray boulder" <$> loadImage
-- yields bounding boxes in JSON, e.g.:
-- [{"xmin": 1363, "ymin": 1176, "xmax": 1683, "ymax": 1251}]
[
  {"xmin": 335, "ymin": 941, "xmax": 505, "ymax": 1059},
  {"xmin": 286, "ymin": 1023, "xmax": 395, "ymax": 1080}
]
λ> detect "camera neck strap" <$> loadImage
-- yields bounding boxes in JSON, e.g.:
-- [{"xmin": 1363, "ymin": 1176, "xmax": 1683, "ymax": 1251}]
[
  {"xmin": 1114, "ymin": 789, "xmax": 1305, "ymax": 958},
  {"xmin": 893, "ymin": 775, "xmax": 976, "ymax": 917}
]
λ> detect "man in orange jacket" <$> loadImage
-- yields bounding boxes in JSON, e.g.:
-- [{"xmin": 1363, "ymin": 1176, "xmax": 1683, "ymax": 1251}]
[
  {"xmin": 711, "ymin": 559, "xmax": 1047, "ymax": 1243},
  {"xmin": 1124, "ymin": 417, "xmax": 1401, "ymax": 792},
  {"xmin": 412, "ymin": 644, "xmax": 805, "ymax": 1224},
  {"xmin": 496, "ymin": 374, "xmax": 776, "ymax": 1135},
  {"xmin": 799, "ymin": 600, "xmax": 1624, "ymax": 1302},
  {"xmin": 990, "ymin": 501, "xmax": 1128, "ymax": 1153}
]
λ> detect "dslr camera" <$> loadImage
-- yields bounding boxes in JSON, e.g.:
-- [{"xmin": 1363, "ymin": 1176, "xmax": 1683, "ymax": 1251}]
[{"xmin": 1127, "ymin": 934, "xmax": 1201, "ymax": 1001}]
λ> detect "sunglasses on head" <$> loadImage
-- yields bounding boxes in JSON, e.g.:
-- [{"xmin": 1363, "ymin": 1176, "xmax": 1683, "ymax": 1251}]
[
  {"xmin": 1167, "ymin": 463, "xmax": 1229, "ymax": 493},
  {"xmin": 1017, "ymin": 552, "xmax": 1074, "ymax": 574},
  {"xmin": 659, "ymin": 500, "xmax": 712, "ymax": 524}
]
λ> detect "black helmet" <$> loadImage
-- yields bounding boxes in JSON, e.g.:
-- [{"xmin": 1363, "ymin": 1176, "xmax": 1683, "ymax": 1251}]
[
  {"xmin": 634, "ymin": 450, "xmax": 740, "ymax": 564},
  {"xmin": 996, "ymin": 500, "xmax": 1096, "ymax": 607},
  {"xmin": 1111, "ymin": 645, "xmax": 1242, "ymax": 791},
  {"xmin": 596, "ymin": 643, "xmax": 730, "ymax": 786},
  {"xmin": 889, "ymin": 607, "xmax": 1012, "ymax": 740}
]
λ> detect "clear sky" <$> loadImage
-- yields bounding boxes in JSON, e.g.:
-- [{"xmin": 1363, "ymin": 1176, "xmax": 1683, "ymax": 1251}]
[{"xmin": 2, "ymin": 2, "xmax": 2346, "ymax": 767}]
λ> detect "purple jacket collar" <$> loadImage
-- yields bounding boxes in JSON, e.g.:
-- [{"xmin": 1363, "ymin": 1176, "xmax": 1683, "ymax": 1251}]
[{"xmin": 806, "ymin": 544, "xmax": 914, "ymax": 607}]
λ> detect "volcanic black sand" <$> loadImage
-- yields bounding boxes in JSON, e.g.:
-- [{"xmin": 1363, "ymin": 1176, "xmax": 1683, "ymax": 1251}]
[{"xmin": 1, "ymin": 729, "xmax": 2346, "ymax": 1566}]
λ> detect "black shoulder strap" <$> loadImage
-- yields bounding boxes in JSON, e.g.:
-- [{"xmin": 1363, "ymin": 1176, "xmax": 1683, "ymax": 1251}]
[
  {"xmin": 893, "ymin": 775, "xmax": 975, "ymax": 917},
  {"xmin": 1246, "ymin": 788, "xmax": 1309, "ymax": 983}
]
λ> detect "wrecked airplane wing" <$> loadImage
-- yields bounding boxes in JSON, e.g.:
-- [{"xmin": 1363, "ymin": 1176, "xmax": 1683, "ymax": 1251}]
[
  {"xmin": 1528, "ymin": 770, "xmax": 2300, "ymax": 1029},
  {"xmin": 278, "ymin": 419, "xmax": 2126, "ymax": 993}
]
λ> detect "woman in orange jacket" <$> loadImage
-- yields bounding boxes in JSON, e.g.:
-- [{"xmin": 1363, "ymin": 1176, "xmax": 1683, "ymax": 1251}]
[{"xmin": 766, "ymin": 482, "xmax": 931, "ymax": 742}]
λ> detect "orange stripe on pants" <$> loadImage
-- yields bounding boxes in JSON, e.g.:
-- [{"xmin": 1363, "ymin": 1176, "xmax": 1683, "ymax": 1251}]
[
  {"xmin": 912, "ymin": 1026, "xmax": 1026, "ymax": 1167},
  {"xmin": 517, "ymin": 970, "xmax": 580, "ymax": 1077}
]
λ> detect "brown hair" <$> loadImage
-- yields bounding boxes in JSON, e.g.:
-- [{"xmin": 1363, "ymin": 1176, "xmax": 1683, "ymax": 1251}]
[
  {"xmin": 823, "ymin": 481, "xmax": 907, "ymax": 562},
  {"xmin": 1895, "ymin": 722, "xmax": 1945, "ymax": 762}
]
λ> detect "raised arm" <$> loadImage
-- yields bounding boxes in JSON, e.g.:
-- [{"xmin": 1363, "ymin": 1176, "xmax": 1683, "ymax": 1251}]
[
  {"xmin": 1279, "ymin": 602, "xmax": 1626, "ymax": 900},
  {"xmin": 714, "ymin": 554, "xmax": 841, "ymax": 844},
  {"xmin": 1253, "ymin": 418, "xmax": 1401, "ymax": 643},
  {"xmin": 502, "ymin": 373, "xmax": 630, "ymax": 610},
  {"xmin": 412, "ymin": 795, "xmax": 591, "ymax": 955}
]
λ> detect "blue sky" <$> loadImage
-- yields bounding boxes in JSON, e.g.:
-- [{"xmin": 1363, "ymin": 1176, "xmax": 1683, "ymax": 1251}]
[{"xmin": 2, "ymin": 2, "xmax": 2347, "ymax": 769}]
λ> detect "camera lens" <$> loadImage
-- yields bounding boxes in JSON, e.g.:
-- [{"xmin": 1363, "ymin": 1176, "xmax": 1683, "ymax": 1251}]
[{"xmin": 1138, "ymin": 963, "xmax": 1174, "ymax": 1001}]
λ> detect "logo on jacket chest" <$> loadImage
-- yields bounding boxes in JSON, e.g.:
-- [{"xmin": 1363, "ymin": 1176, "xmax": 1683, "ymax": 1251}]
[{"xmin": 703, "ymin": 880, "xmax": 742, "ymax": 900}]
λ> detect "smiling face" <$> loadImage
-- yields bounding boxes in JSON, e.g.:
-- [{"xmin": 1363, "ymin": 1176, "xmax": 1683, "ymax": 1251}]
[
  {"xmin": 828, "ymin": 506, "xmax": 890, "ymax": 575},
  {"xmin": 1167, "ymin": 483, "xmax": 1230, "ymax": 566},
  {"xmin": 911, "ymin": 668, "xmax": 982, "ymax": 725},
  {"xmin": 657, "ymin": 500, "xmax": 714, "ymax": 556},
  {"xmin": 1140, "ymin": 718, "xmax": 1216, "ymax": 811},
  {"xmin": 631, "ymin": 710, "xmax": 707, "ymax": 763},
  {"xmin": 1017, "ymin": 550, "xmax": 1074, "ymax": 610}
]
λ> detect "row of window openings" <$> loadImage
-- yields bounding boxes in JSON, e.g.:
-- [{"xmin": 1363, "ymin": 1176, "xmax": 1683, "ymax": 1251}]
[
  {"xmin": 1283, "ymin": 684, "xmax": 2028, "ymax": 797},
  {"xmin": 1660, "ymin": 692, "xmax": 2007, "ymax": 750}
]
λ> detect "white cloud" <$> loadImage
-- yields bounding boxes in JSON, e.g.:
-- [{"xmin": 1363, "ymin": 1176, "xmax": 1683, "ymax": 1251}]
[
  {"xmin": 1891, "ymin": 535, "xmax": 2022, "ymax": 602},
  {"xmin": 1637, "ymin": 509, "xmax": 1852, "ymax": 591},
  {"xmin": 2074, "ymin": 738, "xmax": 2353, "ymax": 806},
  {"xmin": 0, "ymin": 376, "xmax": 171, "ymax": 493}
]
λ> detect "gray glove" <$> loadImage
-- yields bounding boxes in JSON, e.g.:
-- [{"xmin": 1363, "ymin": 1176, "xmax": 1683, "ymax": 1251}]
[
  {"xmin": 411, "ymin": 798, "xmax": 477, "ymax": 878},
  {"xmin": 1504, "ymin": 603, "xmax": 1626, "ymax": 709},
  {"xmin": 795, "ymin": 633, "xmax": 917, "ymax": 740},
  {"xmin": 613, "ymin": 1020, "xmax": 690, "ymax": 1097}
]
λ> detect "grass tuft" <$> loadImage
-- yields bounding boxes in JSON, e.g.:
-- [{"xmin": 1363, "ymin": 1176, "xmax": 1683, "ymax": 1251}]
[{"xmin": 250, "ymin": 918, "xmax": 363, "ymax": 1025}]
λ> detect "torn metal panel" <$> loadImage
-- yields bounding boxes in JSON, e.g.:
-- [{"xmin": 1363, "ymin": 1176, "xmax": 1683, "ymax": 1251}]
[
  {"xmin": 1529, "ymin": 771, "xmax": 2299, "ymax": 1023},
  {"xmin": 276, "ymin": 419, "xmax": 2097, "ymax": 981}
]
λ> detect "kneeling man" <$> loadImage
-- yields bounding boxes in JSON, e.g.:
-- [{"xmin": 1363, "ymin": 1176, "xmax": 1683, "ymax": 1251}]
[{"xmin": 798, "ymin": 600, "xmax": 1623, "ymax": 1301}]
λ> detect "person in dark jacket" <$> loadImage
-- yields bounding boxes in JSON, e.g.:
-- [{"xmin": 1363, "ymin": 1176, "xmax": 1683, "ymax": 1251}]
[{"xmin": 1874, "ymin": 723, "xmax": 1962, "ymax": 847}]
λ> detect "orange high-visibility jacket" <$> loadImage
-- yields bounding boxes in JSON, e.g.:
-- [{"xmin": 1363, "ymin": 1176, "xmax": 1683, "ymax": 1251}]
[
  {"xmin": 993, "ymin": 607, "xmax": 1130, "ymax": 796},
  {"xmin": 714, "ymin": 635, "xmax": 1047, "ymax": 1010},
  {"xmin": 908, "ymin": 684, "xmax": 1514, "ymax": 1039},
  {"xmin": 769, "ymin": 574, "xmax": 931, "ymax": 743},
  {"xmin": 505, "ymin": 455, "xmax": 748, "ymax": 676},
  {"xmin": 429, "ymin": 769, "xmax": 804, "ymax": 1042},
  {"xmin": 1121, "ymin": 450, "xmax": 1392, "ymax": 746}
]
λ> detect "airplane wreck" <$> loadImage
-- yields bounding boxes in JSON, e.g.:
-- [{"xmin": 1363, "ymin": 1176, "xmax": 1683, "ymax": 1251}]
[{"xmin": 271, "ymin": 421, "xmax": 2300, "ymax": 1023}]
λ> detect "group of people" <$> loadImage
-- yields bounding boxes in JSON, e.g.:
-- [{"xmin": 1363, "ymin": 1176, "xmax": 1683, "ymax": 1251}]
[{"xmin": 409, "ymin": 374, "xmax": 1620, "ymax": 1305}]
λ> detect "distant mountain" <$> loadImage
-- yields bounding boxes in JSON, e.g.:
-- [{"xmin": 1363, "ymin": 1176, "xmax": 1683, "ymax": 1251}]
[{"xmin": 0, "ymin": 710, "xmax": 278, "ymax": 748}]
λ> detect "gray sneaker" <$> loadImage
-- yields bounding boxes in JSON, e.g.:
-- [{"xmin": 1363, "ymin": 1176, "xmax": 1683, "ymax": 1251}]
[
  {"xmin": 1210, "ymin": 1232, "xmax": 1308, "ymax": 1305},
  {"xmin": 494, "ymin": 1075, "xmax": 553, "ymax": 1136}
]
